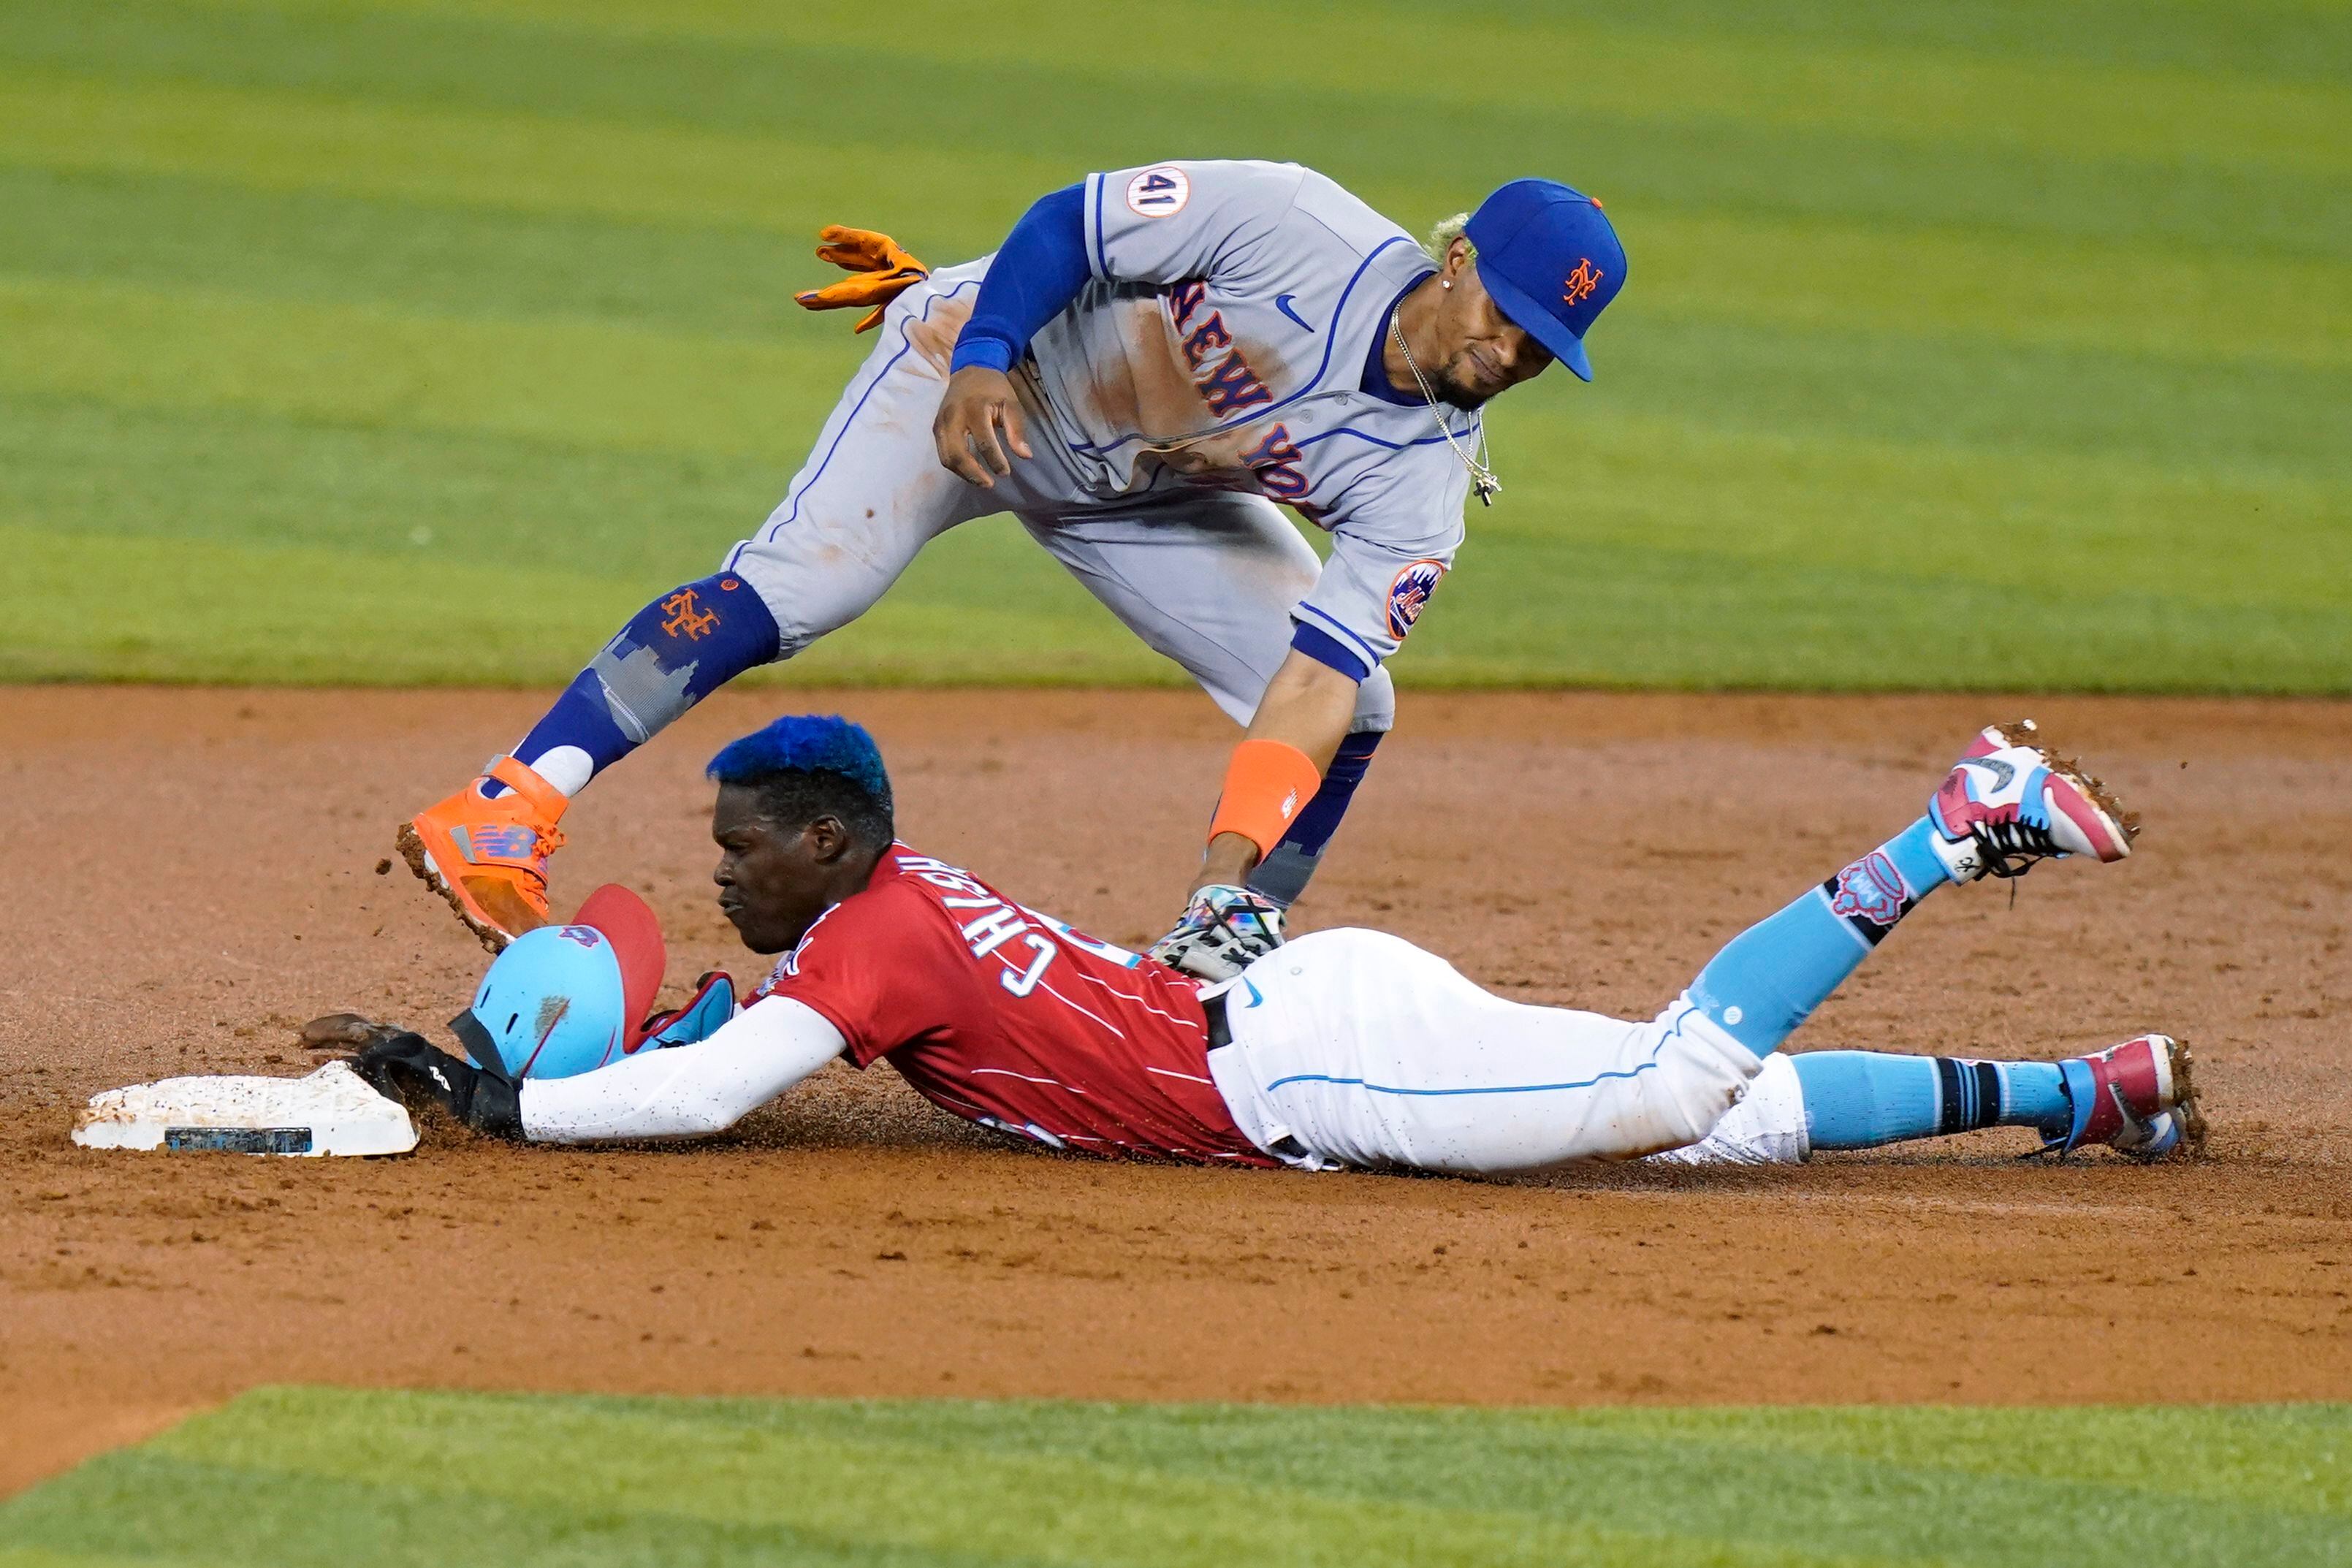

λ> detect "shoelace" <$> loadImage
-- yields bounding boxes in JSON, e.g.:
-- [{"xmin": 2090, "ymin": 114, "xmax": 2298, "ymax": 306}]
[{"xmin": 1969, "ymin": 817, "xmax": 2065, "ymax": 881}]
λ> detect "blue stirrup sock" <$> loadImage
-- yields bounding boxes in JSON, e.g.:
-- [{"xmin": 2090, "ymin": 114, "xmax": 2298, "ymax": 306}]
[
  {"xmin": 1790, "ymin": 1052, "xmax": 2073, "ymax": 1149},
  {"xmin": 490, "ymin": 574, "xmax": 780, "ymax": 798},
  {"xmin": 1246, "ymin": 730, "xmax": 1383, "ymax": 907},
  {"xmin": 1688, "ymin": 817, "xmax": 1952, "ymax": 1059}
]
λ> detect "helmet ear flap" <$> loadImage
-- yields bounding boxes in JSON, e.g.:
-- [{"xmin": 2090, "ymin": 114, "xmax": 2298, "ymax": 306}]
[
  {"xmin": 637, "ymin": 972, "xmax": 737, "ymax": 1051},
  {"xmin": 449, "ymin": 1007, "xmax": 512, "ymax": 1082}
]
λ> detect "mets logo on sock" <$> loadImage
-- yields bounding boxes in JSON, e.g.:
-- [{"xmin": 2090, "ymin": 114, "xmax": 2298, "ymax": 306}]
[
  {"xmin": 1826, "ymin": 850, "xmax": 1911, "ymax": 930},
  {"xmin": 1386, "ymin": 558, "xmax": 1448, "ymax": 641},
  {"xmin": 661, "ymin": 587, "xmax": 720, "ymax": 641},
  {"xmin": 1562, "ymin": 258, "xmax": 1605, "ymax": 307}
]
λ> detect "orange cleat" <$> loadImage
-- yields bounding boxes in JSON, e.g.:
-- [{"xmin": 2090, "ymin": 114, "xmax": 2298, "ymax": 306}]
[{"xmin": 397, "ymin": 757, "xmax": 570, "ymax": 954}]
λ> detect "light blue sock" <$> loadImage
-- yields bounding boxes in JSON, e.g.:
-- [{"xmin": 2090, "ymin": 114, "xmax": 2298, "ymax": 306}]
[
  {"xmin": 1794, "ymin": 1053, "xmax": 2074, "ymax": 1149},
  {"xmin": 1688, "ymin": 818, "xmax": 1952, "ymax": 1058}
]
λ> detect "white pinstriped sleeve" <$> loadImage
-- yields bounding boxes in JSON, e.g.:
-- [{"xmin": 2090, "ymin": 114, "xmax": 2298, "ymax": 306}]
[{"xmin": 518, "ymin": 997, "xmax": 847, "ymax": 1143}]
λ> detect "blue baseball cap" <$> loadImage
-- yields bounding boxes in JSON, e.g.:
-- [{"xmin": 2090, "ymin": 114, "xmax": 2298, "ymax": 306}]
[{"xmin": 1463, "ymin": 179, "xmax": 1626, "ymax": 382}]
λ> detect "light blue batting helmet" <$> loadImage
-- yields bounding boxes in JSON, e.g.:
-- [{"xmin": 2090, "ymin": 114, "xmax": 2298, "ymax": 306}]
[{"xmin": 450, "ymin": 885, "xmax": 667, "ymax": 1080}]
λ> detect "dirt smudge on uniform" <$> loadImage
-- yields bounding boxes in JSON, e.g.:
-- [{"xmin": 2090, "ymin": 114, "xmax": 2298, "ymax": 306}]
[{"xmin": 904, "ymin": 297, "xmax": 972, "ymax": 378}]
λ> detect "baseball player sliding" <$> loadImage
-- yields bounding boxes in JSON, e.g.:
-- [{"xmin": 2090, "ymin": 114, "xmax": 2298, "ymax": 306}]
[
  {"xmin": 396, "ymin": 161, "xmax": 1627, "ymax": 981},
  {"xmin": 349, "ymin": 715, "xmax": 2202, "ymax": 1171}
]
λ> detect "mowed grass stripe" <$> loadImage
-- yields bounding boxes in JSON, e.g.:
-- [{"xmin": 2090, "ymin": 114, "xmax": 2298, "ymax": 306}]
[
  {"xmin": 10, "ymin": 1450, "xmax": 1793, "ymax": 1568},
  {"xmin": 14, "ymin": 506, "xmax": 2345, "ymax": 693},
  {"xmin": 6, "ymin": 7, "xmax": 2348, "ymax": 264},
  {"xmin": 0, "ymin": 72, "xmax": 1068, "ymax": 243},
  {"xmin": 1, "ymin": 1389, "xmax": 2346, "ymax": 1567},
  {"xmin": 1386, "ymin": 0, "xmax": 2352, "ymax": 85},
  {"xmin": 0, "ymin": 276, "xmax": 836, "ymax": 461},
  {"xmin": 0, "ymin": 391, "xmax": 783, "ymax": 563},
  {"xmin": 149, "ymin": 0, "xmax": 2352, "ymax": 177},
  {"xmin": 1490, "ymin": 407, "xmax": 2348, "ymax": 613},
  {"xmin": 7, "ymin": 389, "xmax": 2342, "ymax": 693},
  {"xmin": 4, "ymin": 276, "xmax": 2345, "ymax": 690},
  {"xmin": 0, "ymin": 525, "xmax": 1181, "ymax": 687},
  {"xmin": 10, "ymin": 162, "xmax": 2350, "ymax": 376},
  {"xmin": 8, "ymin": 271, "xmax": 2345, "ymax": 501},
  {"xmin": 0, "ymin": 167, "xmax": 827, "ymax": 342}
]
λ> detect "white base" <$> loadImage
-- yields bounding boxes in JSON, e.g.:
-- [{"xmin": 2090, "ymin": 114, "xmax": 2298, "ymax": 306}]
[{"xmin": 72, "ymin": 1060, "xmax": 418, "ymax": 1157}]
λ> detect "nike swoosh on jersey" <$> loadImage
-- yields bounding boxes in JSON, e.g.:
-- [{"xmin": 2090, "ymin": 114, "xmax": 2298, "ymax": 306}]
[
  {"xmin": 1241, "ymin": 977, "xmax": 1265, "ymax": 1008},
  {"xmin": 1274, "ymin": 294, "xmax": 1314, "ymax": 333}
]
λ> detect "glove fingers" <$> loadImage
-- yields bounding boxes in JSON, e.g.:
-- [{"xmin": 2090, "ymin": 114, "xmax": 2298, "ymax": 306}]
[
  {"xmin": 300, "ymin": 1012, "xmax": 397, "ymax": 1049},
  {"xmin": 813, "ymin": 229, "xmax": 904, "ymax": 270},
  {"xmin": 813, "ymin": 243, "xmax": 888, "ymax": 273},
  {"xmin": 796, "ymin": 273, "xmax": 926, "ymax": 318},
  {"xmin": 795, "ymin": 278, "xmax": 868, "ymax": 309}
]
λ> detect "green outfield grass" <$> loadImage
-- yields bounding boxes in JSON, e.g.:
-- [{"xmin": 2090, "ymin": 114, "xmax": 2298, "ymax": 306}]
[
  {"xmin": 4, "ymin": 1390, "xmax": 2348, "ymax": 1565},
  {"xmin": 1, "ymin": 0, "xmax": 2348, "ymax": 690}
]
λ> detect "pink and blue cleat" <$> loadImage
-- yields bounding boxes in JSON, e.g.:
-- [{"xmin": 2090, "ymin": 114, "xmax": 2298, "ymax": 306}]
[
  {"xmin": 2048, "ymin": 1032, "xmax": 2206, "ymax": 1160},
  {"xmin": 1928, "ymin": 719, "xmax": 2137, "ymax": 883}
]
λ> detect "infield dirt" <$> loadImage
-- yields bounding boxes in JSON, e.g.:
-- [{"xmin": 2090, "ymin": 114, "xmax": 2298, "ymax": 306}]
[{"xmin": 4, "ymin": 688, "xmax": 2348, "ymax": 1494}]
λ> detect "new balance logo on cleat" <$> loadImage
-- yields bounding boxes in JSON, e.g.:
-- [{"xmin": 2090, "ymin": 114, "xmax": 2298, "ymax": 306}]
[{"xmin": 454, "ymin": 825, "xmax": 539, "ymax": 863}]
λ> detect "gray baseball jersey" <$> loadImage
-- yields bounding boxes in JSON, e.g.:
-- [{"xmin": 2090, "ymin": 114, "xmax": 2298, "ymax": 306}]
[{"xmin": 1021, "ymin": 159, "xmax": 1479, "ymax": 677}]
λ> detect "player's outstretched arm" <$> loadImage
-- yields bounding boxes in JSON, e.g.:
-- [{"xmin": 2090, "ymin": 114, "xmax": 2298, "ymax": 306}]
[
  {"xmin": 519, "ymin": 998, "xmax": 848, "ymax": 1143},
  {"xmin": 349, "ymin": 999, "xmax": 848, "ymax": 1145},
  {"xmin": 1149, "ymin": 651, "xmax": 1359, "ymax": 981},
  {"xmin": 1198, "ymin": 650, "xmax": 1359, "ymax": 891}
]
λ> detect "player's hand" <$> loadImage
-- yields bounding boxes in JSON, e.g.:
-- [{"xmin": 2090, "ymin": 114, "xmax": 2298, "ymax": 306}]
[
  {"xmin": 298, "ymin": 1013, "xmax": 407, "ymax": 1051},
  {"xmin": 349, "ymin": 1032, "xmax": 522, "ymax": 1140},
  {"xmin": 1147, "ymin": 885, "xmax": 1285, "ymax": 982},
  {"xmin": 793, "ymin": 224, "xmax": 929, "ymax": 334},
  {"xmin": 933, "ymin": 366, "xmax": 1032, "ymax": 487}
]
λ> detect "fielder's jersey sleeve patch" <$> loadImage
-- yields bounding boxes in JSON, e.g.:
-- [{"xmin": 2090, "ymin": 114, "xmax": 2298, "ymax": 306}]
[
  {"xmin": 1385, "ymin": 557, "xmax": 1448, "ymax": 640},
  {"xmin": 1084, "ymin": 159, "xmax": 1309, "ymax": 286},
  {"xmin": 1124, "ymin": 165, "xmax": 1190, "ymax": 217},
  {"xmin": 1291, "ymin": 525, "xmax": 1461, "ymax": 672}
]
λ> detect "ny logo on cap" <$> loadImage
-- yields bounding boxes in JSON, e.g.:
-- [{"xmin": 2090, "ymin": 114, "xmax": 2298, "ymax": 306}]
[{"xmin": 1562, "ymin": 259, "xmax": 1605, "ymax": 308}]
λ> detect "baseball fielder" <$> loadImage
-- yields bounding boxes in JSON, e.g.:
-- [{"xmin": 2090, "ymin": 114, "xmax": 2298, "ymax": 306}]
[
  {"xmin": 396, "ymin": 162, "xmax": 1628, "ymax": 981},
  {"xmin": 353, "ymin": 716, "xmax": 2202, "ymax": 1171}
]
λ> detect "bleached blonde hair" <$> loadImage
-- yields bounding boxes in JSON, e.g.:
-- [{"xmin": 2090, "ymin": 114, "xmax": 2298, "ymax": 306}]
[{"xmin": 1423, "ymin": 213, "xmax": 1476, "ymax": 265}]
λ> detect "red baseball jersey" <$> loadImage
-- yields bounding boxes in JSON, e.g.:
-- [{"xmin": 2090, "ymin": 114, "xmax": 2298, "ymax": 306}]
[{"xmin": 754, "ymin": 845, "xmax": 1274, "ymax": 1167}]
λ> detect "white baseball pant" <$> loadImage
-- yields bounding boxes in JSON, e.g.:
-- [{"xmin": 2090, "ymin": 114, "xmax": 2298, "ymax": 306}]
[{"xmin": 1206, "ymin": 929, "xmax": 1767, "ymax": 1174}]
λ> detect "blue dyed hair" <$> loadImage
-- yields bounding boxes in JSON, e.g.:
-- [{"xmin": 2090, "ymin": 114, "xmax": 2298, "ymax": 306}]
[{"xmin": 708, "ymin": 715, "xmax": 893, "ymax": 845}]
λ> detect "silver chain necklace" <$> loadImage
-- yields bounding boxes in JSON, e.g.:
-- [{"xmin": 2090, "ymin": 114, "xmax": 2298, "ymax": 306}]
[{"xmin": 1390, "ymin": 316, "xmax": 1501, "ymax": 506}]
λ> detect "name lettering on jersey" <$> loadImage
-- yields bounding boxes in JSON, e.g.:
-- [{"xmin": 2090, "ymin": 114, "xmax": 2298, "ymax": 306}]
[
  {"xmin": 1180, "ymin": 314, "xmax": 1231, "ymax": 367},
  {"xmin": 1196, "ymin": 353, "xmax": 1273, "ymax": 416},
  {"xmin": 899, "ymin": 855, "xmax": 1062, "ymax": 997},
  {"xmin": 1125, "ymin": 167, "xmax": 1190, "ymax": 217},
  {"xmin": 1237, "ymin": 424, "xmax": 1309, "ymax": 499},
  {"xmin": 1165, "ymin": 283, "xmax": 1273, "ymax": 419}
]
